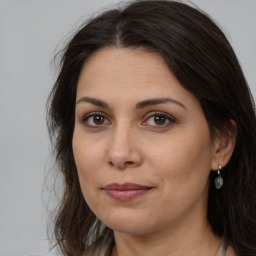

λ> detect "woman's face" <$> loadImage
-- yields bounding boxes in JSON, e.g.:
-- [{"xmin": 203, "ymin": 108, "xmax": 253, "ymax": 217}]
[{"xmin": 73, "ymin": 47, "xmax": 219, "ymax": 235}]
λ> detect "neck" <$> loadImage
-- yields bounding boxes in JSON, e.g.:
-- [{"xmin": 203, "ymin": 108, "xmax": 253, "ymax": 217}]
[
  {"xmin": 111, "ymin": 202, "xmax": 221, "ymax": 256},
  {"xmin": 112, "ymin": 224, "xmax": 220, "ymax": 256}
]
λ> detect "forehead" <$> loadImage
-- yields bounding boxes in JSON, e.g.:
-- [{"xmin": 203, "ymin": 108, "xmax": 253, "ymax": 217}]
[
  {"xmin": 76, "ymin": 47, "xmax": 200, "ymax": 110},
  {"xmin": 78, "ymin": 47, "xmax": 172, "ymax": 85}
]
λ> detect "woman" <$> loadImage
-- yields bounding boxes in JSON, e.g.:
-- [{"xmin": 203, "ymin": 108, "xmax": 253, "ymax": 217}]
[{"xmin": 47, "ymin": 1, "xmax": 256, "ymax": 255}]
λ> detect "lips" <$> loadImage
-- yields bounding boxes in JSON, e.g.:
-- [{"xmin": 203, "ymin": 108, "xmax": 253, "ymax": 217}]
[{"xmin": 103, "ymin": 183, "xmax": 153, "ymax": 201}]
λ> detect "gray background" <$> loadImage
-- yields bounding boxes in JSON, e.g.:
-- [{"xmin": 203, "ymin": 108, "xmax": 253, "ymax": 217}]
[{"xmin": 0, "ymin": 0, "xmax": 255, "ymax": 255}]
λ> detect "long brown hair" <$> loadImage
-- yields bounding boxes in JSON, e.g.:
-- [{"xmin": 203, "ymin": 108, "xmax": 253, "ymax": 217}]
[{"xmin": 47, "ymin": 1, "xmax": 256, "ymax": 255}]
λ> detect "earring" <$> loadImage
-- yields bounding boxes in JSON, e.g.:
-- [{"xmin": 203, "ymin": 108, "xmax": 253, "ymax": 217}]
[{"xmin": 215, "ymin": 165, "xmax": 223, "ymax": 189}]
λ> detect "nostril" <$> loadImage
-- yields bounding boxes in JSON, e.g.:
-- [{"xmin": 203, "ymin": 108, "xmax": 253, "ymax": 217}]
[
  {"xmin": 108, "ymin": 160, "xmax": 134, "ymax": 169},
  {"xmin": 125, "ymin": 161, "xmax": 134, "ymax": 166},
  {"xmin": 108, "ymin": 161, "xmax": 114, "ymax": 167}
]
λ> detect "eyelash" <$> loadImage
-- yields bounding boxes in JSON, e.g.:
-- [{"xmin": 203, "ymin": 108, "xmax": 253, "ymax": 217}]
[
  {"xmin": 80, "ymin": 111, "xmax": 176, "ymax": 128},
  {"xmin": 80, "ymin": 112, "xmax": 110, "ymax": 128},
  {"xmin": 143, "ymin": 112, "xmax": 176, "ymax": 128}
]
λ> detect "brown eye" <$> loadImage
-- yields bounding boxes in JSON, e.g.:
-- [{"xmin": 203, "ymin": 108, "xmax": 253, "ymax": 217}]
[
  {"xmin": 154, "ymin": 116, "xmax": 166, "ymax": 125},
  {"xmin": 93, "ymin": 115, "xmax": 105, "ymax": 125},
  {"xmin": 143, "ymin": 112, "xmax": 175, "ymax": 127},
  {"xmin": 82, "ymin": 113, "xmax": 110, "ymax": 127}
]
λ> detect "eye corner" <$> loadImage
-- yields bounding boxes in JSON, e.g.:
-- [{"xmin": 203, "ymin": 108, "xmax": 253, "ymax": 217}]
[
  {"xmin": 79, "ymin": 111, "xmax": 111, "ymax": 128},
  {"xmin": 142, "ymin": 111, "xmax": 176, "ymax": 128}
]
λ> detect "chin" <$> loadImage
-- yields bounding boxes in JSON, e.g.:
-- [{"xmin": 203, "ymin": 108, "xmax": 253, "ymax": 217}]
[
  {"xmin": 99, "ymin": 210, "xmax": 157, "ymax": 235},
  {"xmin": 108, "ymin": 223, "xmax": 152, "ymax": 235}
]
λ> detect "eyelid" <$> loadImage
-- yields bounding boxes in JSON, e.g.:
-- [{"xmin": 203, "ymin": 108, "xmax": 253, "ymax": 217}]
[
  {"xmin": 78, "ymin": 111, "xmax": 176, "ymax": 128},
  {"xmin": 80, "ymin": 111, "xmax": 111, "ymax": 127},
  {"xmin": 142, "ymin": 111, "xmax": 176, "ymax": 127}
]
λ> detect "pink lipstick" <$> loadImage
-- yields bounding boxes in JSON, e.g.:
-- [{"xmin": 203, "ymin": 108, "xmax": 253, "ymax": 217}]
[{"xmin": 103, "ymin": 183, "xmax": 152, "ymax": 201}]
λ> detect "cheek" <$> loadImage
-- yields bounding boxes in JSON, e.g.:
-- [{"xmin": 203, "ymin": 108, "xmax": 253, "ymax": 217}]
[
  {"xmin": 72, "ymin": 137, "xmax": 103, "ymax": 212},
  {"xmin": 72, "ymin": 130, "xmax": 106, "ymax": 200},
  {"xmin": 72, "ymin": 128, "xmax": 106, "ymax": 174},
  {"xmin": 147, "ymin": 138, "xmax": 212, "ymax": 220},
  {"xmin": 73, "ymin": 143, "xmax": 97, "ymax": 173},
  {"xmin": 147, "ymin": 127, "xmax": 213, "ymax": 192}
]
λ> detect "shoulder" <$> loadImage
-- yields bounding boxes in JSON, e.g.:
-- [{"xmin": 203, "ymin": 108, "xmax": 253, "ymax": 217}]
[
  {"xmin": 84, "ymin": 234, "xmax": 114, "ymax": 256},
  {"xmin": 226, "ymin": 246, "xmax": 237, "ymax": 256}
]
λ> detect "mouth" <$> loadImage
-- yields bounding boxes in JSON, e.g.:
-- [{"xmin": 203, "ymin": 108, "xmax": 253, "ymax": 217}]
[{"xmin": 103, "ymin": 183, "xmax": 153, "ymax": 201}]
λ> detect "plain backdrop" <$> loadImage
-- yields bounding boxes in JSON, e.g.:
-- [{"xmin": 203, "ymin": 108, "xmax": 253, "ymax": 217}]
[{"xmin": 0, "ymin": 1, "xmax": 255, "ymax": 255}]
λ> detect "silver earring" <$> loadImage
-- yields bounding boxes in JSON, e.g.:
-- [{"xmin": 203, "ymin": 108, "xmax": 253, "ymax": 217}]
[{"xmin": 215, "ymin": 165, "xmax": 223, "ymax": 189}]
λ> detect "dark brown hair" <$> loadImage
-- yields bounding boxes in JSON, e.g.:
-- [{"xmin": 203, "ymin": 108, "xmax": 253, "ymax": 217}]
[{"xmin": 47, "ymin": 1, "xmax": 256, "ymax": 255}]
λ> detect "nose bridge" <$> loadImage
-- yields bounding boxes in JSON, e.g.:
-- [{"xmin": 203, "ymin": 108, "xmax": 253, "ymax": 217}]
[
  {"xmin": 110, "ymin": 120, "xmax": 133, "ymax": 156},
  {"xmin": 106, "ymin": 120, "xmax": 141, "ymax": 168}
]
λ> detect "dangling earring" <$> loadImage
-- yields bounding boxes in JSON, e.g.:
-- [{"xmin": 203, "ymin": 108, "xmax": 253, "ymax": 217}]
[{"xmin": 215, "ymin": 165, "xmax": 223, "ymax": 189}]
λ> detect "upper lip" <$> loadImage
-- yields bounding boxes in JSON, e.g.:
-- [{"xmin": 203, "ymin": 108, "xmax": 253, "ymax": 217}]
[{"xmin": 103, "ymin": 183, "xmax": 153, "ymax": 191}]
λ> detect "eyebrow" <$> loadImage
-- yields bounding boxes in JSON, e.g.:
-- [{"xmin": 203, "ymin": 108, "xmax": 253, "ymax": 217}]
[
  {"xmin": 76, "ymin": 96, "xmax": 186, "ymax": 110},
  {"xmin": 135, "ymin": 98, "xmax": 186, "ymax": 109},
  {"xmin": 76, "ymin": 97, "xmax": 110, "ymax": 108}
]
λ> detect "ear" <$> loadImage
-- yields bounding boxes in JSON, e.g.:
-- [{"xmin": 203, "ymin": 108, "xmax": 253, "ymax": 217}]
[{"xmin": 211, "ymin": 119, "xmax": 237, "ymax": 170}]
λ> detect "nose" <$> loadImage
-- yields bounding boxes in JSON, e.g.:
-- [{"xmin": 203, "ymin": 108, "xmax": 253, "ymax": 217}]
[{"xmin": 105, "ymin": 123, "xmax": 143, "ymax": 170}]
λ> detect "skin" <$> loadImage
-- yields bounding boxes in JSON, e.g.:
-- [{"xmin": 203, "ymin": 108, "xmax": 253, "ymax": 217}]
[{"xmin": 73, "ymin": 47, "xmax": 236, "ymax": 256}]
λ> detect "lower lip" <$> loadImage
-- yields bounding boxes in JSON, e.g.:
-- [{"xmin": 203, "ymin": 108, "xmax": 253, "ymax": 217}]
[{"xmin": 104, "ymin": 189, "xmax": 151, "ymax": 201}]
